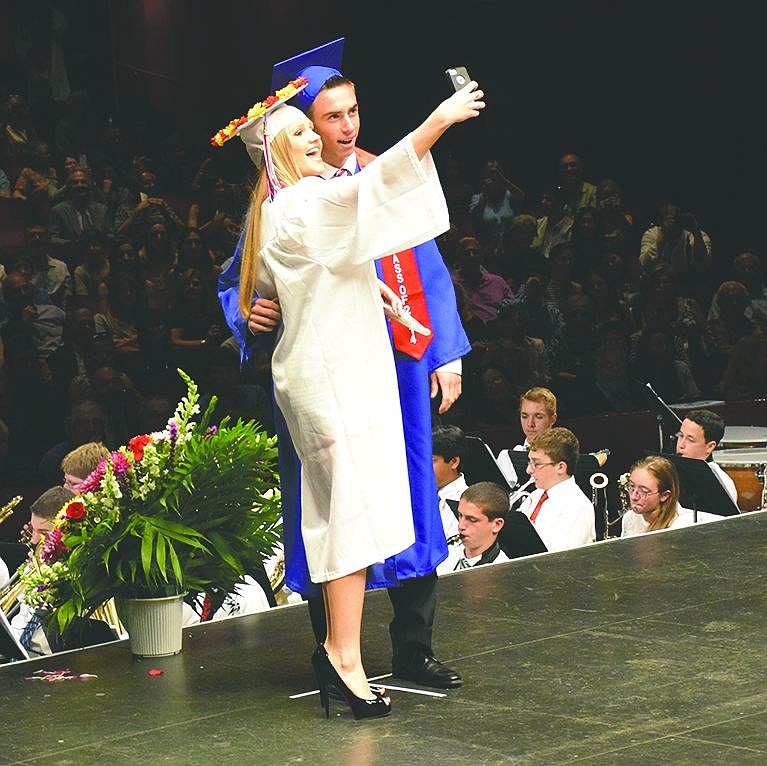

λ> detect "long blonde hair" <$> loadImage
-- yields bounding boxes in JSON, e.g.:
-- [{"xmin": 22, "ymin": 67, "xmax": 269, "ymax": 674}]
[
  {"xmin": 238, "ymin": 125, "xmax": 307, "ymax": 318},
  {"xmin": 630, "ymin": 455, "xmax": 680, "ymax": 531}
]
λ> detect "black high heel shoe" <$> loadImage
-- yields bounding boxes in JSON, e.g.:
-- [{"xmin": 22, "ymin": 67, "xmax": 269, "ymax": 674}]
[{"xmin": 311, "ymin": 645, "xmax": 392, "ymax": 721}]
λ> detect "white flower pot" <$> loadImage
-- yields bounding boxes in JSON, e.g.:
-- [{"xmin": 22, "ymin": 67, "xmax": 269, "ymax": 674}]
[{"xmin": 118, "ymin": 593, "xmax": 186, "ymax": 657}]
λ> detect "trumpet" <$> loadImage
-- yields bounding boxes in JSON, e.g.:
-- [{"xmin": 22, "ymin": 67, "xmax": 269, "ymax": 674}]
[
  {"xmin": 508, "ymin": 477, "xmax": 535, "ymax": 510},
  {"xmin": 0, "ymin": 495, "xmax": 22, "ymax": 526}
]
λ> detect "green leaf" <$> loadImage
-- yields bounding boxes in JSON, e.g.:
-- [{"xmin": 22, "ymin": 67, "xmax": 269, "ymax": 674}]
[{"xmin": 140, "ymin": 526, "xmax": 156, "ymax": 581}]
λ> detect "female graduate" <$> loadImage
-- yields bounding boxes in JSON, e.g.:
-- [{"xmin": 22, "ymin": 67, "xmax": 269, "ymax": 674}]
[{"xmin": 228, "ymin": 78, "xmax": 484, "ymax": 719}]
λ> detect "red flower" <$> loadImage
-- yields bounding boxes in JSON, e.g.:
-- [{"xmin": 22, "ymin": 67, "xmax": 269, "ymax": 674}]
[
  {"xmin": 129, "ymin": 434, "xmax": 152, "ymax": 461},
  {"xmin": 65, "ymin": 501, "xmax": 86, "ymax": 520}
]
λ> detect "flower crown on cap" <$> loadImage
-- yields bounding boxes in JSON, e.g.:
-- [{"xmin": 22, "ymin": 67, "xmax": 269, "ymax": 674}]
[{"xmin": 210, "ymin": 76, "xmax": 309, "ymax": 147}]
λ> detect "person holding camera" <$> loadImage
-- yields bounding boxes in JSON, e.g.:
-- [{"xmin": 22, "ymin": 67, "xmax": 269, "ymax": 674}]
[
  {"xmin": 639, "ymin": 202, "xmax": 711, "ymax": 305},
  {"xmin": 220, "ymin": 41, "xmax": 474, "ymax": 696}
]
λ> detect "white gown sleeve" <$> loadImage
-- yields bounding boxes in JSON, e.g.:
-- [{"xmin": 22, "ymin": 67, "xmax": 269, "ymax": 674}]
[{"xmin": 268, "ymin": 136, "xmax": 449, "ymax": 270}]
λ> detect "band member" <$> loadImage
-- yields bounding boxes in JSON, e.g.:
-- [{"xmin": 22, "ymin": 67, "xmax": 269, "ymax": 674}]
[
  {"xmin": 518, "ymin": 427, "xmax": 596, "ymax": 551},
  {"xmin": 675, "ymin": 409, "xmax": 737, "ymax": 505},
  {"xmin": 437, "ymin": 482, "xmax": 510, "ymax": 573}
]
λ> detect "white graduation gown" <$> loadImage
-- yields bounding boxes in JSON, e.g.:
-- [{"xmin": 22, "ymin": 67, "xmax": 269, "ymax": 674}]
[{"xmin": 256, "ymin": 135, "xmax": 450, "ymax": 583}]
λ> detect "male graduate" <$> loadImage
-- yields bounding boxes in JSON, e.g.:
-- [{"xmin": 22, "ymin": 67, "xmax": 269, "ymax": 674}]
[{"xmin": 218, "ymin": 39, "xmax": 470, "ymax": 688}]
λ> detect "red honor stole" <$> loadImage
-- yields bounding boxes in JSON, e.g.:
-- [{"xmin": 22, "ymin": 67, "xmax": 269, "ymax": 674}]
[{"xmin": 354, "ymin": 147, "xmax": 434, "ymax": 360}]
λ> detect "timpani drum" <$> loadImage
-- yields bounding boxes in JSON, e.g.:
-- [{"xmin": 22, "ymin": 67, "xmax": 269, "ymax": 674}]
[
  {"xmin": 712, "ymin": 448, "xmax": 767, "ymax": 512},
  {"xmin": 719, "ymin": 426, "xmax": 767, "ymax": 449}
]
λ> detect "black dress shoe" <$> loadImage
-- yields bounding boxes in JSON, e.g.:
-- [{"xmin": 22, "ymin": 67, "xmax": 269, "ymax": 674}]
[{"xmin": 393, "ymin": 654, "xmax": 462, "ymax": 689}]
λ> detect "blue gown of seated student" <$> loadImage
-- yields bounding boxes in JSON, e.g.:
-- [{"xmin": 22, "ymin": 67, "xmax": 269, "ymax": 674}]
[{"xmin": 219, "ymin": 164, "xmax": 470, "ymax": 597}]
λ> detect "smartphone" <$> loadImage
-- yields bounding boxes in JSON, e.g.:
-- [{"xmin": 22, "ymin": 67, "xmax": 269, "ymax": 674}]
[{"xmin": 445, "ymin": 66, "xmax": 471, "ymax": 92}]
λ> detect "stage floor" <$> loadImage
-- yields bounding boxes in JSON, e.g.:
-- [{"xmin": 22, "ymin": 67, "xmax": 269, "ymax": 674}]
[{"xmin": 2, "ymin": 511, "xmax": 766, "ymax": 765}]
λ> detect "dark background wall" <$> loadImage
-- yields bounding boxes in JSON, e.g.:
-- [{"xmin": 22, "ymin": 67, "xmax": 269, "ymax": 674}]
[{"xmin": 2, "ymin": 0, "xmax": 763, "ymax": 270}]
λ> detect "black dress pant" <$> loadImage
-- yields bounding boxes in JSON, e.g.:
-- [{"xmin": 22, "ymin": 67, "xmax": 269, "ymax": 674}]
[{"xmin": 306, "ymin": 571, "xmax": 438, "ymax": 663}]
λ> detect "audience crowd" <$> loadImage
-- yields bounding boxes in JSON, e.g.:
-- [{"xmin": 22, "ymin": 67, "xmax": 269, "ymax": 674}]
[{"xmin": 1, "ymin": 67, "xmax": 759, "ymax": 657}]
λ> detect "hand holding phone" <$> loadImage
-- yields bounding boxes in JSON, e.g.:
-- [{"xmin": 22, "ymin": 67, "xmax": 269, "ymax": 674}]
[{"xmin": 445, "ymin": 66, "xmax": 471, "ymax": 92}]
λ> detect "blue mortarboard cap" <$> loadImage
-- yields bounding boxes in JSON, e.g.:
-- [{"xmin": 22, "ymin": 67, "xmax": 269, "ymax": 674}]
[{"xmin": 271, "ymin": 38, "xmax": 345, "ymax": 113}]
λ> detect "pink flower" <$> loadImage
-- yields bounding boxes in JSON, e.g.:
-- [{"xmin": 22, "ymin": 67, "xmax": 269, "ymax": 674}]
[
  {"xmin": 40, "ymin": 527, "xmax": 68, "ymax": 564},
  {"xmin": 79, "ymin": 459, "xmax": 107, "ymax": 494},
  {"xmin": 111, "ymin": 451, "xmax": 131, "ymax": 477}
]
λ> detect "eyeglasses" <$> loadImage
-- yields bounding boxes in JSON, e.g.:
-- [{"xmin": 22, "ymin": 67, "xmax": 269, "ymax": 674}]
[
  {"xmin": 626, "ymin": 482, "xmax": 660, "ymax": 498},
  {"xmin": 528, "ymin": 460, "xmax": 555, "ymax": 470}
]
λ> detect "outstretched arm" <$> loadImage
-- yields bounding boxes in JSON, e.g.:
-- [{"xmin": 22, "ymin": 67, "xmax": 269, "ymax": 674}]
[{"xmin": 410, "ymin": 82, "xmax": 485, "ymax": 160}]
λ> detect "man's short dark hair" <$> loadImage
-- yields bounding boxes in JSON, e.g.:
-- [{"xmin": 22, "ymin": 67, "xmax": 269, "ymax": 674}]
[
  {"xmin": 432, "ymin": 425, "xmax": 465, "ymax": 462},
  {"xmin": 30, "ymin": 486, "xmax": 75, "ymax": 520},
  {"xmin": 460, "ymin": 482, "xmax": 509, "ymax": 522},
  {"xmin": 686, "ymin": 409, "xmax": 725, "ymax": 445},
  {"xmin": 305, "ymin": 75, "xmax": 356, "ymax": 118}
]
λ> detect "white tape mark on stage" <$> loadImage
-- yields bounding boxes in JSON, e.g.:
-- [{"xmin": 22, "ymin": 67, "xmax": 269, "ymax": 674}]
[{"xmin": 290, "ymin": 674, "xmax": 447, "ymax": 699}]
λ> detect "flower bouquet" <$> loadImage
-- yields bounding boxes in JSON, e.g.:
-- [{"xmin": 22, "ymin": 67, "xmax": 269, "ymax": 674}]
[{"xmin": 19, "ymin": 370, "xmax": 282, "ymax": 639}]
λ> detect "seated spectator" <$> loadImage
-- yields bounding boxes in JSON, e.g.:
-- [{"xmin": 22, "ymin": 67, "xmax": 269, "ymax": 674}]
[
  {"xmin": 94, "ymin": 272, "xmax": 145, "ymax": 380},
  {"xmin": 708, "ymin": 251, "xmax": 767, "ymax": 328},
  {"xmin": 595, "ymin": 178, "xmax": 641, "ymax": 263},
  {"xmin": 675, "ymin": 410, "xmax": 738, "ymax": 505},
  {"xmin": 133, "ymin": 310, "xmax": 181, "ymax": 396},
  {"xmin": 60, "ymin": 441, "xmax": 109, "ymax": 494},
  {"xmin": 483, "ymin": 301, "xmax": 550, "ymax": 395},
  {"xmin": 583, "ymin": 269, "xmax": 635, "ymax": 332},
  {"xmin": 139, "ymin": 221, "xmax": 176, "ymax": 312},
  {"xmin": 556, "ymin": 293, "xmax": 599, "ymax": 383},
  {"xmin": 621, "ymin": 455, "xmax": 719, "ymax": 537},
  {"xmin": 22, "ymin": 223, "xmax": 71, "ymax": 306},
  {"xmin": 86, "ymin": 365, "xmax": 142, "ymax": 449},
  {"xmin": 544, "ymin": 243, "xmax": 583, "ymax": 313},
  {"xmin": 439, "ymin": 153, "xmax": 474, "ymax": 237},
  {"xmin": 451, "ymin": 236, "xmax": 513, "ymax": 326},
  {"xmin": 437, "ymin": 482, "xmax": 510, "ymax": 574},
  {"xmin": 501, "ymin": 213, "xmax": 542, "ymax": 289},
  {"xmin": 73, "ymin": 228, "xmax": 110, "ymax": 313},
  {"xmin": 569, "ymin": 206, "xmax": 600, "ymax": 283},
  {"xmin": 114, "ymin": 165, "xmax": 185, "ymax": 240},
  {"xmin": 173, "ymin": 227, "xmax": 219, "ymax": 282},
  {"xmin": 12, "ymin": 140, "xmax": 59, "ymax": 222},
  {"xmin": 469, "ymin": 159, "xmax": 525, "ymax": 260},
  {"xmin": 580, "ymin": 320, "xmax": 644, "ymax": 415},
  {"xmin": 136, "ymin": 392, "xmax": 175, "ymax": 434},
  {"xmin": 0, "ymin": 252, "xmax": 55, "ymax": 320},
  {"xmin": 558, "ymin": 152, "xmax": 597, "ymax": 215},
  {"xmin": 533, "ymin": 186, "xmax": 573, "ymax": 259},
  {"xmin": 630, "ymin": 325, "xmax": 701, "ymax": 404},
  {"xmin": 432, "ymin": 424, "xmax": 469, "ymax": 542},
  {"xmin": 497, "ymin": 264, "xmax": 566, "ymax": 370},
  {"xmin": 706, "ymin": 281, "xmax": 765, "ymax": 392},
  {"xmin": 169, "ymin": 267, "xmax": 228, "ymax": 381},
  {"xmin": 639, "ymin": 201, "xmax": 712, "ymax": 305},
  {"xmin": 46, "ymin": 301, "xmax": 96, "ymax": 405},
  {"xmin": 38, "ymin": 398, "xmax": 106, "ymax": 487},
  {"xmin": 517, "ymin": 427, "xmax": 596, "ymax": 552},
  {"xmin": 0, "ymin": 272, "xmax": 64, "ymax": 362},
  {"xmin": 719, "ymin": 333, "xmax": 767, "ymax": 402},
  {"xmin": 633, "ymin": 262, "xmax": 708, "ymax": 379},
  {"xmin": 48, "ymin": 167, "xmax": 110, "ymax": 243}
]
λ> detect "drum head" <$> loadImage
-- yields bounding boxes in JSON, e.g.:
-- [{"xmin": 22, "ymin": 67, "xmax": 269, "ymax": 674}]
[
  {"xmin": 719, "ymin": 426, "xmax": 767, "ymax": 448},
  {"xmin": 713, "ymin": 448, "xmax": 767, "ymax": 466}
]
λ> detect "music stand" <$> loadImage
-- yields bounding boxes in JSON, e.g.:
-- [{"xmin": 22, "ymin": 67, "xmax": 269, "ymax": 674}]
[
  {"xmin": 461, "ymin": 436, "xmax": 514, "ymax": 490},
  {"xmin": 0, "ymin": 607, "xmax": 28, "ymax": 662},
  {"xmin": 655, "ymin": 452, "xmax": 740, "ymax": 517},
  {"xmin": 633, "ymin": 379, "xmax": 683, "ymax": 453},
  {"xmin": 499, "ymin": 512, "xmax": 548, "ymax": 559}
]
